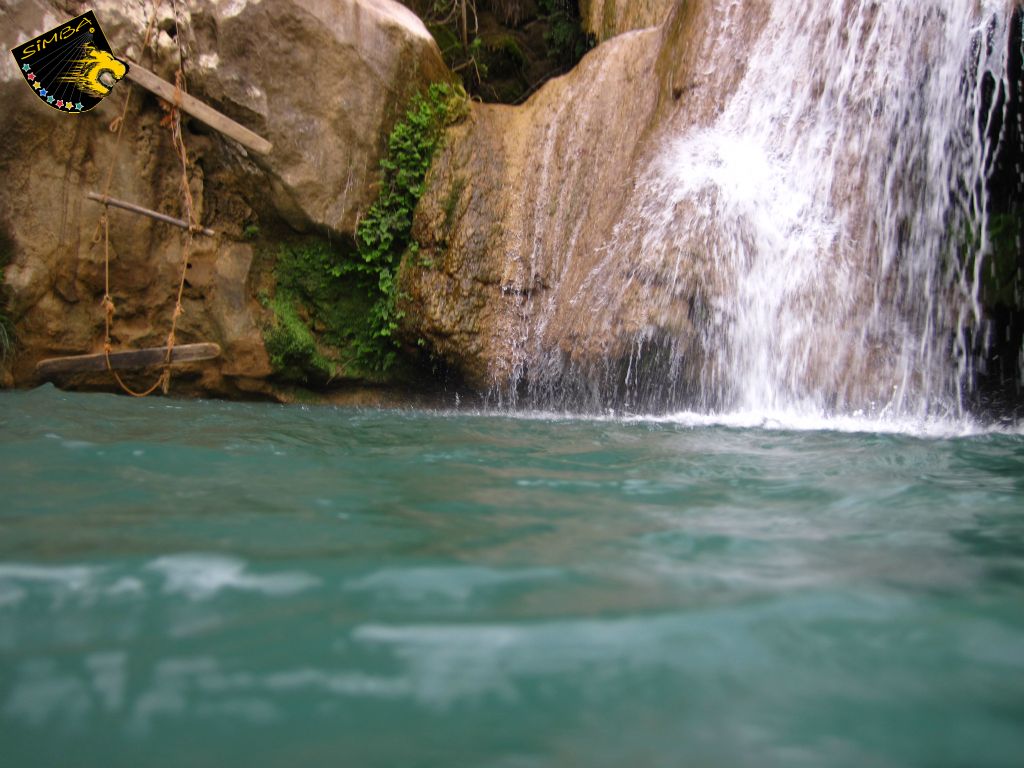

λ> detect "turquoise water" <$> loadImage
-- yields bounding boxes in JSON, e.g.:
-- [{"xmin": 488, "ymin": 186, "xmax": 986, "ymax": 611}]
[{"xmin": 1, "ymin": 386, "xmax": 1022, "ymax": 767}]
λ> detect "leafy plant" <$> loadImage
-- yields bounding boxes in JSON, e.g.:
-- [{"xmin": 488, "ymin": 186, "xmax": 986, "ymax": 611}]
[
  {"xmin": 263, "ymin": 240, "xmax": 372, "ymax": 382},
  {"xmin": 347, "ymin": 81, "xmax": 468, "ymax": 371},
  {"xmin": 264, "ymin": 83, "xmax": 468, "ymax": 380}
]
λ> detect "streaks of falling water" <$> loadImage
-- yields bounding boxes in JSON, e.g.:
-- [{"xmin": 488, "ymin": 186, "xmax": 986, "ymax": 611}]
[{"xmin": 512, "ymin": 0, "xmax": 1020, "ymax": 420}]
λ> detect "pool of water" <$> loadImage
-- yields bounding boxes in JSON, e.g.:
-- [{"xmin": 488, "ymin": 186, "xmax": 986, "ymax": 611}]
[{"xmin": 1, "ymin": 386, "xmax": 1022, "ymax": 766}]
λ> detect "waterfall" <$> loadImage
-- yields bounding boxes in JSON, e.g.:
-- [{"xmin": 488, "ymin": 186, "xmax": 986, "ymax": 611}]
[{"xmin": 509, "ymin": 0, "xmax": 1021, "ymax": 420}]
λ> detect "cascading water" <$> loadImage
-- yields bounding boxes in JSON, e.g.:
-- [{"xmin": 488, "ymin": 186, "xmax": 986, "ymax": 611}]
[{"xmin": 510, "ymin": 0, "xmax": 1022, "ymax": 421}]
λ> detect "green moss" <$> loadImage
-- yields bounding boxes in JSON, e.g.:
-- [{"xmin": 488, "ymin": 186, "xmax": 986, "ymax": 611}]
[
  {"xmin": 427, "ymin": 22, "xmax": 462, "ymax": 60},
  {"xmin": 262, "ymin": 241, "xmax": 376, "ymax": 383},
  {"xmin": 0, "ymin": 307, "xmax": 12, "ymax": 365},
  {"xmin": 442, "ymin": 175, "xmax": 467, "ymax": 235},
  {"xmin": 263, "ymin": 291, "xmax": 336, "ymax": 383}
]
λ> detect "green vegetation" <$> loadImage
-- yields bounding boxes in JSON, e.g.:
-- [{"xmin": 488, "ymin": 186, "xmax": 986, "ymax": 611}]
[
  {"xmin": 263, "ymin": 83, "xmax": 468, "ymax": 382},
  {"xmin": 539, "ymin": 0, "xmax": 594, "ymax": 68},
  {"xmin": 442, "ymin": 175, "xmax": 467, "ymax": 235},
  {"xmin": 485, "ymin": 35, "xmax": 527, "ymax": 75},
  {"xmin": 404, "ymin": 1, "xmax": 594, "ymax": 103},
  {"xmin": 262, "ymin": 239, "xmax": 377, "ymax": 382},
  {"xmin": 352, "ymin": 82, "xmax": 469, "ymax": 368},
  {"xmin": 263, "ymin": 290, "xmax": 336, "ymax": 382}
]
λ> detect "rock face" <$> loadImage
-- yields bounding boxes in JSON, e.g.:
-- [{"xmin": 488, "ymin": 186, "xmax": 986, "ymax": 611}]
[
  {"xmin": 0, "ymin": 0, "xmax": 446, "ymax": 397},
  {"xmin": 400, "ymin": 28, "xmax": 663, "ymax": 394},
  {"xmin": 579, "ymin": 0, "xmax": 676, "ymax": 40},
  {"xmin": 400, "ymin": 0, "xmax": 727, "ymax": 405},
  {"xmin": 186, "ymin": 0, "xmax": 448, "ymax": 234}
]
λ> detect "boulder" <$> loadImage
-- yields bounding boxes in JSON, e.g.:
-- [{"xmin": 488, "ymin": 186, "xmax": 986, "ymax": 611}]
[
  {"xmin": 400, "ymin": 1, "xmax": 727, "ymax": 406},
  {"xmin": 182, "ymin": 0, "xmax": 448, "ymax": 233}
]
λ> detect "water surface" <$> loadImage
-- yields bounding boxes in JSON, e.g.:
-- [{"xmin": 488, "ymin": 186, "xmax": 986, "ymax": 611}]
[{"xmin": 1, "ymin": 386, "xmax": 1022, "ymax": 767}]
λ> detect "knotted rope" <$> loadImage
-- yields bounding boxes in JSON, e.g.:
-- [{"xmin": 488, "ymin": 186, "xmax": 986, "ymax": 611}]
[{"xmin": 94, "ymin": 0, "xmax": 199, "ymax": 397}]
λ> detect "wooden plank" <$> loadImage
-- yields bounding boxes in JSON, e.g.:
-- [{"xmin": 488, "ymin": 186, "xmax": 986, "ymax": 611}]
[
  {"xmin": 87, "ymin": 192, "xmax": 216, "ymax": 237},
  {"xmin": 36, "ymin": 343, "xmax": 221, "ymax": 377},
  {"xmin": 125, "ymin": 61, "xmax": 273, "ymax": 156}
]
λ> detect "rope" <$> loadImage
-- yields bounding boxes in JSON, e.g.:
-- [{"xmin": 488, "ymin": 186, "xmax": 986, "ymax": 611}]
[
  {"xmin": 101, "ymin": 214, "xmax": 168, "ymax": 397},
  {"xmin": 169, "ymin": 0, "xmax": 192, "ymax": 84},
  {"xmin": 95, "ymin": 0, "xmax": 200, "ymax": 398},
  {"xmin": 163, "ymin": 86, "xmax": 194, "ymax": 394}
]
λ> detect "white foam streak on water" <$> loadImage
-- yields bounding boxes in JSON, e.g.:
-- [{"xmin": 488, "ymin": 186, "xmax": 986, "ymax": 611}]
[
  {"xmin": 481, "ymin": 404, "xmax": 1024, "ymax": 440},
  {"xmin": 440, "ymin": 405, "xmax": 1022, "ymax": 438},
  {"xmin": 0, "ymin": 557, "xmax": 320, "ymax": 610},
  {"xmin": 147, "ymin": 555, "xmax": 319, "ymax": 601},
  {"xmin": 645, "ymin": 409, "xmax": 1018, "ymax": 439}
]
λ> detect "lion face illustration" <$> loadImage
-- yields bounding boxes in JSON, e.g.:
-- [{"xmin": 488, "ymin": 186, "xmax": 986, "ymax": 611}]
[{"xmin": 61, "ymin": 45, "xmax": 127, "ymax": 96}]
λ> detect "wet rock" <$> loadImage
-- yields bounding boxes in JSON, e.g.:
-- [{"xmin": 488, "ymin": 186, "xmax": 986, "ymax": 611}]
[
  {"xmin": 579, "ymin": 0, "xmax": 676, "ymax": 40},
  {"xmin": 400, "ymin": 2, "xmax": 719, "ymax": 399}
]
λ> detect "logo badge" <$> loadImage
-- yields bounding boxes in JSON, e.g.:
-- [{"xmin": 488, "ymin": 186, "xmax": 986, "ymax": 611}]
[{"xmin": 10, "ymin": 10, "xmax": 128, "ymax": 114}]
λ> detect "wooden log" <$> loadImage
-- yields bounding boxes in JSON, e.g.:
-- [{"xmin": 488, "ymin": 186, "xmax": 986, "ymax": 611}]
[
  {"xmin": 86, "ymin": 192, "xmax": 216, "ymax": 237},
  {"xmin": 125, "ymin": 62, "xmax": 273, "ymax": 156},
  {"xmin": 36, "ymin": 343, "xmax": 222, "ymax": 377}
]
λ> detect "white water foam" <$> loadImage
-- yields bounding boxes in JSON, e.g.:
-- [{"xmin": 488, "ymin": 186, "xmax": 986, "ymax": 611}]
[
  {"xmin": 643, "ymin": 409, "xmax": 1020, "ymax": 439},
  {"xmin": 147, "ymin": 554, "xmax": 319, "ymax": 601},
  {"xmin": 434, "ymin": 405, "xmax": 1023, "ymax": 438}
]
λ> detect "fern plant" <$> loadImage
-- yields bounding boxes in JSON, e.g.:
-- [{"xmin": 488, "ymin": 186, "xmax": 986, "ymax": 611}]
[{"xmin": 342, "ymin": 81, "xmax": 468, "ymax": 372}]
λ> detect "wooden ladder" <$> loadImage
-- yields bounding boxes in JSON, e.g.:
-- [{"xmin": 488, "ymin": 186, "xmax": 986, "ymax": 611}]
[
  {"xmin": 36, "ymin": 343, "xmax": 222, "ymax": 376},
  {"xmin": 36, "ymin": 64, "xmax": 269, "ymax": 379}
]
